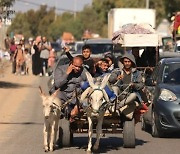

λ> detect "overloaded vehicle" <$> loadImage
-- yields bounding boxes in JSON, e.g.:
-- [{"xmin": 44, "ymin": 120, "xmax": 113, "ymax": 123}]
[
  {"xmin": 142, "ymin": 58, "xmax": 180, "ymax": 137},
  {"xmin": 47, "ymin": 23, "xmax": 163, "ymax": 149}
]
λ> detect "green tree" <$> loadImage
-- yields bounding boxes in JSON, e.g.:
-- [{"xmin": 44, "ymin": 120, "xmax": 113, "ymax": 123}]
[
  {"xmin": 31, "ymin": 5, "xmax": 49, "ymax": 36},
  {"xmin": 7, "ymin": 12, "xmax": 31, "ymax": 38},
  {"xmin": 38, "ymin": 8, "xmax": 55, "ymax": 38},
  {"xmin": 164, "ymin": 0, "xmax": 180, "ymax": 18},
  {"xmin": 0, "ymin": 0, "xmax": 15, "ymax": 7}
]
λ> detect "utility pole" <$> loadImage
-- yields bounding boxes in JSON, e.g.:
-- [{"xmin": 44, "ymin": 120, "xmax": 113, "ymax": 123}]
[
  {"xmin": 74, "ymin": 0, "xmax": 76, "ymax": 20},
  {"xmin": 54, "ymin": 0, "xmax": 57, "ymax": 21},
  {"xmin": 146, "ymin": 0, "xmax": 149, "ymax": 9}
]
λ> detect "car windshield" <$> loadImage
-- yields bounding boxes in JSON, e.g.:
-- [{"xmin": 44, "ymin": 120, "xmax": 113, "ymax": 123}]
[
  {"xmin": 87, "ymin": 44, "xmax": 113, "ymax": 54},
  {"xmin": 76, "ymin": 43, "xmax": 84, "ymax": 54},
  {"xmin": 163, "ymin": 63, "xmax": 180, "ymax": 84},
  {"xmin": 51, "ymin": 43, "xmax": 61, "ymax": 51}
]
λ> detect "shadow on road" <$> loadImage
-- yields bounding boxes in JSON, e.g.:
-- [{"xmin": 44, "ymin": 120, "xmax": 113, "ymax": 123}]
[
  {"xmin": 0, "ymin": 122, "xmax": 43, "ymax": 125},
  {"xmin": 71, "ymin": 136, "xmax": 148, "ymax": 153},
  {"xmin": 0, "ymin": 81, "xmax": 30, "ymax": 89},
  {"xmin": 142, "ymin": 128, "xmax": 180, "ymax": 139}
]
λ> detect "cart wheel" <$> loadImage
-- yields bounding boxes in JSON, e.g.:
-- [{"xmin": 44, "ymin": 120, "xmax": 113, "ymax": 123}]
[
  {"xmin": 59, "ymin": 118, "xmax": 72, "ymax": 147},
  {"xmin": 123, "ymin": 118, "xmax": 135, "ymax": 148}
]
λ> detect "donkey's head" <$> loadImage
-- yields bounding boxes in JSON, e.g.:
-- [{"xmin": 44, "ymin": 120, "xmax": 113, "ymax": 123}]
[
  {"xmin": 81, "ymin": 72, "xmax": 111, "ymax": 114},
  {"xmin": 39, "ymin": 87, "xmax": 60, "ymax": 119}
]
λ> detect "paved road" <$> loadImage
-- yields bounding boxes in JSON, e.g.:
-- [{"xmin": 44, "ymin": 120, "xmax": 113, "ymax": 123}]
[{"xmin": 0, "ymin": 74, "xmax": 180, "ymax": 154}]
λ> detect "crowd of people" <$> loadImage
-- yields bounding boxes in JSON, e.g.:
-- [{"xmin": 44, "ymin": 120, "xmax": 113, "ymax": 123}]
[{"xmin": 4, "ymin": 35, "xmax": 56, "ymax": 76}]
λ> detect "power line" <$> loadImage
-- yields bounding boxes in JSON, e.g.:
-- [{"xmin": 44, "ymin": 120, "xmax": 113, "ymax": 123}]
[{"xmin": 16, "ymin": 0, "xmax": 76, "ymax": 13}]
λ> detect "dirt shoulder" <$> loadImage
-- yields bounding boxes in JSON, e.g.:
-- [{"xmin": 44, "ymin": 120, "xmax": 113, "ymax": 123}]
[{"xmin": 0, "ymin": 61, "xmax": 39, "ymax": 131}]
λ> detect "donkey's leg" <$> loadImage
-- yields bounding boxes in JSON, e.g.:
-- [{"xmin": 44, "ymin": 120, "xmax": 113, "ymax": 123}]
[
  {"xmin": 93, "ymin": 112, "xmax": 104, "ymax": 151},
  {"xmin": 87, "ymin": 115, "xmax": 93, "ymax": 152},
  {"xmin": 49, "ymin": 121, "xmax": 55, "ymax": 152},
  {"xmin": 44, "ymin": 123, "xmax": 49, "ymax": 152},
  {"xmin": 53, "ymin": 118, "xmax": 59, "ymax": 148}
]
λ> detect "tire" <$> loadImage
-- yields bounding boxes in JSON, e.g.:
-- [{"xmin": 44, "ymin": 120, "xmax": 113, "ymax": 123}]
[
  {"xmin": 123, "ymin": 118, "xmax": 135, "ymax": 148},
  {"xmin": 151, "ymin": 111, "xmax": 164, "ymax": 138},
  {"xmin": 59, "ymin": 119, "xmax": 72, "ymax": 147}
]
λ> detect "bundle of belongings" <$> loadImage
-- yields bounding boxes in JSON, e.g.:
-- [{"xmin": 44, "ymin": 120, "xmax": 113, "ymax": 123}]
[{"xmin": 112, "ymin": 23, "xmax": 156, "ymax": 45}]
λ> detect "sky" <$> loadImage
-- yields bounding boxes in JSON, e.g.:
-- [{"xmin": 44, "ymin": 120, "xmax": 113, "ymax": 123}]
[{"xmin": 12, "ymin": 0, "xmax": 92, "ymax": 14}]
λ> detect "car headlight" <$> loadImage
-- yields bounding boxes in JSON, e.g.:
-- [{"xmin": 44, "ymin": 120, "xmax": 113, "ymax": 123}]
[{"xmin": 159, "ymin": 89, "xmax": 177, "ymax": 101}]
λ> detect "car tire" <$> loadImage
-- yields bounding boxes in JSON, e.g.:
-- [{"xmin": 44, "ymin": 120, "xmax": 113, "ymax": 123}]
[
  {"xmin": 151, "ymin": 110, "xmax": 164, "ymax": 138},
  {"xmin": 141, "ymin": 116, "xmax": 150, "ymax": 131}
]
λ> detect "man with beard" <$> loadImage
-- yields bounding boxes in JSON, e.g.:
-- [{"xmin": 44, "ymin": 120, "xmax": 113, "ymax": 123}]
[{"xmin": 110, "ymin": 53, "xmax": 148, "ymax": 122}]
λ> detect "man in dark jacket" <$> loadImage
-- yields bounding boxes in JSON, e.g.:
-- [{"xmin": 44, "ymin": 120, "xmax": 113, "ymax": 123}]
[
  {"xmin": 110, "ymin": 53, "xmax": 147, "ymax": 108},
  {"xmin": 54, "ymin": 56, "xmax": 87, "ymax": 116}
]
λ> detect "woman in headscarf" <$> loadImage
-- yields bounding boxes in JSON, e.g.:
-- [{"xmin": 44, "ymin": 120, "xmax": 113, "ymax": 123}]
[{"xmin": 32, "ymin": 36, "xmax": 42, "ymax": 75}]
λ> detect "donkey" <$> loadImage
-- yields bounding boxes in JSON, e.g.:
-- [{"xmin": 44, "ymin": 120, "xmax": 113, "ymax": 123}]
[
  {"xmin": 81, "ymin": 72, "xmax": 111, "ymax": 152},
  {"xmin": 39, "ymin": 87, "xmax": 62, "ymax": 152}
]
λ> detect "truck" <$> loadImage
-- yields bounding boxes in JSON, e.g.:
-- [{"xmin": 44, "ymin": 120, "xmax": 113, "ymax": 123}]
[{"xmin": 108, "ymin": 8, "xmax": 156, "ymax": 39}]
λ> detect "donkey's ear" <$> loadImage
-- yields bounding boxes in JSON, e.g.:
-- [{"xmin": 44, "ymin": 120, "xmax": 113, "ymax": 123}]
[
  {"xmin": 85, "ymin": 71, "xmax": 95, "ymax": 88},
  {"xmin": 100, "ymin": 73, "xmax": 111, "ymax": 89},
  {"xmin": 51, "ymin": 88, "xmax": 59, "ymax": 97}
]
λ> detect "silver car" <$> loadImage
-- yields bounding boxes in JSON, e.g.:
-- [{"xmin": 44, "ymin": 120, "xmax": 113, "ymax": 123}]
[{"xmin": 142, "ymin": 58, "xmax": 180, "ymax": 137}]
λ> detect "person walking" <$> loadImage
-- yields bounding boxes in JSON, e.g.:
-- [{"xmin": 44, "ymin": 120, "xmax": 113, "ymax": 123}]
[
  {"xmin": 32, "ymin": 36, "xmax": 42, "ymax": 75},
  {"xmin": 10, "ymin": 39, "xmax": 17, "ymax": 73},
  {"xmin": 13, "ymin": 43, "xmax": 25, "ymax": 75},
  {"xmin": 39, "ymin": 36, "xmax": 51, "ymax": 76}
]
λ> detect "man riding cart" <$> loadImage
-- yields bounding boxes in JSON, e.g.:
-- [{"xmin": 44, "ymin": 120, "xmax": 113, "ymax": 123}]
[
  {"xmin": 111, "ymin": 23, "xmax": 161, "ymax": 123},
  {"xmin": 110, "ymin": 53, "xmax": 148, "ymax": 123},
  {"xmin": 52, "ymin": 24, "xmax": 161, "ymax": 149}
]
